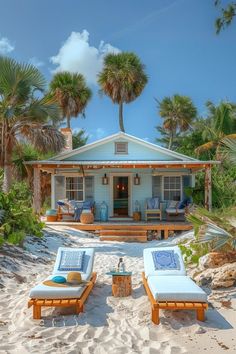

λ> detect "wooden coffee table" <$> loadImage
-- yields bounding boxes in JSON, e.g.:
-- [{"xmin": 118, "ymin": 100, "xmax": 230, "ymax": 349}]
[{"xmin": 106, "ymin": 272, "xmax": 132, "ymax": 297}]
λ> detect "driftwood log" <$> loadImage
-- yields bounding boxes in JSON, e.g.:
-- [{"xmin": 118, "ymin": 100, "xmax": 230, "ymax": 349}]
[{"xmin": 112, "ymin": 275, "xmax": 132, "ymax": 297}]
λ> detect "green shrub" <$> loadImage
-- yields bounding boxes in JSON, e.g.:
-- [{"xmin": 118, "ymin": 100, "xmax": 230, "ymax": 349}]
[
  {"xmin": 0, "ymin": 181, "xmax": 44, "ymax": 246},
  {"xmin": 190, "ymin": 166, "xmax": 236, "ymax": 209},
  {"xmin": 179, "ymin": 241, "xmax": 209, "ymax": 265}
]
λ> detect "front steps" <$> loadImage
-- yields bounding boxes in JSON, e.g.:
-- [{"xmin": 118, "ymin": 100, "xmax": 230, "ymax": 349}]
[{"xmin": 100, "ymin": 229, "xmax": 147, "ymax": 242}]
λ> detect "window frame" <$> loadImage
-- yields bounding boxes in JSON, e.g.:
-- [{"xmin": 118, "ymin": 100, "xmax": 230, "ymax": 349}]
[
  {"xmin": 65, "ymin": 176, "xmax": 84, "ymax": 201},
  {"xmin": 115, "ymin": 142, "xmax": 128, "ymax": 155},
  {"xmin": 163, "ymin": 175, "xmax": 182, "ymax": 201}
]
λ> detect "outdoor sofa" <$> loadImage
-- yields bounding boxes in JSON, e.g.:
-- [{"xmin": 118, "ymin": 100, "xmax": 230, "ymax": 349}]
[{"xmin": 57, "ymin": 199, "xmax": 95, "ymax": 221}]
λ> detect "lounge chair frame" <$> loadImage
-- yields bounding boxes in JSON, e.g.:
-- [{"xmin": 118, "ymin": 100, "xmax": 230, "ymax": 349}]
[
  {"xmin": 142, "ymin": 272, "xmax": 208, "ymax": 325},
  {"xmin": 28, "ymin": 272, "xmax": 97, "ymax": 319}
]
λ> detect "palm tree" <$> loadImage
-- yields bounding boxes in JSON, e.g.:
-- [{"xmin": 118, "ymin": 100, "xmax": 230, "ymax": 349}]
[
  {"xmin": 98, "ymin": 52, "xmax": 148, "ymax": 132},
  {"xmin": 195, "ymin": 101, "xmax": 236, "ymax": 156},
  {"xmin": 0, "ymin": 56, "xmax": 65, "ymax": 193},
  {"xmin": 158, "ymin": 95, "xmax": 197, "ymax": 150},
  {"xmin": 49, "ymin": 72, "xmax": 92, "ymax": 129}
]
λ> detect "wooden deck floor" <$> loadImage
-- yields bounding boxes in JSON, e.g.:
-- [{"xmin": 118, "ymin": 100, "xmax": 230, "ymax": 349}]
[{"xmin": 45, "ymin": 219, "xmax": 193, "ymax": 241}]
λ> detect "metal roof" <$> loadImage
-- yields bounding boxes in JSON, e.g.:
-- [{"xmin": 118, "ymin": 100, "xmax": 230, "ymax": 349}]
[{"xmin": 25, "ymin": 160, "xmax": 220, "ymax": 165}]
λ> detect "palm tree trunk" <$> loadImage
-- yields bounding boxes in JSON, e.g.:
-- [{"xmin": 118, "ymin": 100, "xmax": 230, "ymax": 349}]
[
  {"xmin": 0, "ymin": 120, "xmax": 5, "ymax": 168},
  {"xmin": 66, "ymin": 115, "xmax": 71, "ymax": 129},
  {"xmin": 2, "ymin": 131, "xmax": 13, "ymax": 193},
  {"xmin": 119, "ymin": 102, "xmax": 125, "ymax": 132},
  {"xmin": 168, "ymin": 130, "xmax": 174, "ymax": 150}
]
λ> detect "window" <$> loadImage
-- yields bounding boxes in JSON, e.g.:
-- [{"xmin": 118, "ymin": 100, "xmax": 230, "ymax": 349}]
[
  {"xmin": 66, "ymin": 177, "xmax": 84, "ymax": 201},
  {"xmin": 163, "ymin": 176, "xmax": 181, "ymax": 201},
  {"xmin": 115, "ymin": 142, "xmax": 128, "ymax": 154}
]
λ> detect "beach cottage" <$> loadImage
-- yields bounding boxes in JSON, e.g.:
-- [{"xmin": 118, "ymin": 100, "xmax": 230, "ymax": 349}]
[{"xmin": 28, "ymin": 129, "xmax": 218, "ymax": 222}]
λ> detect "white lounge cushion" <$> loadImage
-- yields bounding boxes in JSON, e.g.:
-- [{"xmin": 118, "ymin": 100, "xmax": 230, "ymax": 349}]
[
  {"xmin": 148, "ymin": 275, "xmax": 207, "ymax": 302},
  {"xmin": 29, "ymin": 247, "xmax": 95, "ymax": 299},
  {"xmin": 29, "ymin": 275, "xmax": 86, "ymax": 299},
  {"xmin": 166, "ymin": 208, "xmax": 185, "ymax": 214},
  {"xmin": 143, "ymin": 246, "xmax": 186, "ymax": 277},
  {"xmin": 53, "ymin": 247, "xmax": 95, "ymax": 281}
]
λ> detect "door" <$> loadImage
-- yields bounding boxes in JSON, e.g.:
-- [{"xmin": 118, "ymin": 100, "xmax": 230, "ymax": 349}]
[{"xmin": 113, "ymin": 176, "xmax": 129, "ymax": 216}]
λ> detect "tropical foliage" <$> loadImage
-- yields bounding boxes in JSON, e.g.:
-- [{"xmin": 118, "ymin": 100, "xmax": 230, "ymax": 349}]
[
  {"xmin": 0, "ymin": 56, "xmax": 65, "ymax": 193},
  {"xmin": 157, "ymin": 95, "xmax": 197, "ymax": 149},
  {"xmin": 49, "ymin": 71, "xmax": 92, "ymax": 129},
  {"xmin": 72, "ymin": 129, "xmax": 89, "ymax": 149},
  {"xmin": 188, "ymin": 207, "xmax": 236, "ymax": 251},
  {"xmin": 217, "ymin": 137, "xmax": 236, "ymax": 164},
  {"xmin": 215, "ymin": 1, "xmax": 236, "ymax": 33},
  {"xmin": 98, "ymin": 52, "xmax": 148, "ymax": 132},
  {"xmin": 0, "ymin": 181, "xmax": 44, "ymax": 246},
  {"xmin": 195, "ymin": 101, "xmax": 236, "ymax": 156}
]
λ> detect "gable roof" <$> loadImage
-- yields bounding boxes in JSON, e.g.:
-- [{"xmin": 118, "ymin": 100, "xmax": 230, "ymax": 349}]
[{"xmin": 50, "ymin": 131, "xmax": 199, "ymax": 162}]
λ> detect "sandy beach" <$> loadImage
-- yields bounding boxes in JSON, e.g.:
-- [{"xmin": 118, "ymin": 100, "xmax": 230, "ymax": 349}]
[{"xmin": 0, "ymin": 227, "xmax": 235, "ymax": 354}]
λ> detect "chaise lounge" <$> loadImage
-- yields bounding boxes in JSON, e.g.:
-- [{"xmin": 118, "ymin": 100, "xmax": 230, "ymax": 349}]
[
  {"xmin": 142, "ymin": 246, "xmax": 208, "ymax": 324},
  {"xmin": 28, "ymin": 247, "xmax": 97, "ymax": 319}
]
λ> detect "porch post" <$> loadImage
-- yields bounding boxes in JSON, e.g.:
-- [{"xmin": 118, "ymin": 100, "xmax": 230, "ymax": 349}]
[
  {"xmin": 33, "ymin": 167, "xmax": 41, "ymax": 214},
  {"xmin": 51, "ymin": 174, "xmax": 55, "ymax": 209},
  {"xmin": 204, "ymin": 165, "xmax": 212, "ymax": 211}
]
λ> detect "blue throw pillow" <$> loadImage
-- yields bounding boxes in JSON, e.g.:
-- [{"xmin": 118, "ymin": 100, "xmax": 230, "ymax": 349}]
[
  {"xmin": 58, "ymin": 250, "xmax": 85, "ymax": 271},
  {"xmin": 178, "ymin": 201, "xmax": 185, "ymax": 209},
  {"xmin": 83, "ymin": 200, "xmax": 92, "ymax": 209},
  {"xmin": 152, "ymin": 250, "xmax": 180, "ymax": 270},
  {"xmin": 52, "ymin": 276, "xmax": 66, "ymax": 283},
  {"xmin": 147, "ymin": 198, "xmax": 154, "ymax": 209}
]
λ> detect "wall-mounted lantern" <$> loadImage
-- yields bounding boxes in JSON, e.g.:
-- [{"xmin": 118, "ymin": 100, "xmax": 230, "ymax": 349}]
[
  {"xmin": 102, "ymin": 173, "xmax": 109, "ymax": 185},
  {"xmin": 134, "ymin": 173, "xmax": 140, "ymax": 185}
]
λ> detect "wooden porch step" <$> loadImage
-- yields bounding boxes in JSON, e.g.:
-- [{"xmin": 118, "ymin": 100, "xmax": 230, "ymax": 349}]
[
  {"xmin": 100, "ymin": 229, "xmax": 147, "ymax": 242},
  {"xmin": 100, "ymin": 230, "xmax": 146, "ymax": 236},
  {"xmin": 100, "ymin": 235, "xmax": 147, "ymax": 242}
]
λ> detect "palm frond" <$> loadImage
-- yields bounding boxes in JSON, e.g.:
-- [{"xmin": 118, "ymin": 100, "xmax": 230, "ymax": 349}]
[
  {"xmin": 98, "ymin": 52, "xmax": 148, "ymax": 104},
  {"xmin": 195, "ymin": 141, "xmax": 216, "ymax": 155},
  {"xmin": 19, "ymin": 124, "xmax": 65, "ymax": 153},
  {"xmin": 217, "ymin": 136, "xmax": 236, "ymax": 164},
  {"xmin": 0, "ymin": 56, "xmax": 46, "ymax": 105},
  {"xmin": 189, "ymin": 207, "xmax": 236, "ymax": 251},
  {"xmin": 49, "ymin": 71, "xmax": 92, "ymax": 127}
]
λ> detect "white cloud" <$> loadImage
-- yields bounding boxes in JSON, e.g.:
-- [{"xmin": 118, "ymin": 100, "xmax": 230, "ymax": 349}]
[
  {"xmin": 50, "ymin": 30, "xmax": 120, "ymax": 85},
  {"xmin": 0, "ymin": 36, "xmax": 14, "ymax": 55},
  {"xmin": 95, "ymin": 128, "xmax": 106, "ymax": 140},
  {"xmin": 29, "ymin": 57, "xmax": 44, "ymax": 68},
  {"xmin": 88, "ymin": 128, "xmax": 107, "ymax": 142}
]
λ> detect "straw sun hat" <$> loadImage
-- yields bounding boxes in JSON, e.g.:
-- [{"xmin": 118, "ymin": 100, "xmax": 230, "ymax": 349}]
[{"xmin": 67, "ymin": 272, "xmax": 83, "ymax": 284}]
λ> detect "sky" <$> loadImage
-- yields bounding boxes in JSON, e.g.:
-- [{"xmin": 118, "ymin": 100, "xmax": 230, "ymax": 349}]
[{"xmin": 0, "ymin": 0, "xmax": 236, "ymax": 143}]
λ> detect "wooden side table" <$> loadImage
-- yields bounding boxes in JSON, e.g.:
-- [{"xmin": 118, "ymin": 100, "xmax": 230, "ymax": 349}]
[{"xmin": 106, "ymin": 272, "xmax": 132, "ymax": 297}]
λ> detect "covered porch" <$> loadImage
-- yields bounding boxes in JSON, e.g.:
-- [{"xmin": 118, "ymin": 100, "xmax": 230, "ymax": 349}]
[{"xmin": 31, "ymin": 160, "xmax": 215, "ymax": 217}]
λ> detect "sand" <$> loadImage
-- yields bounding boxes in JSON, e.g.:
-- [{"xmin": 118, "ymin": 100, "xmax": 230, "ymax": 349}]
[{"xmin": 0, "ymin": 227, "xmax": 235, "ymax": 354}]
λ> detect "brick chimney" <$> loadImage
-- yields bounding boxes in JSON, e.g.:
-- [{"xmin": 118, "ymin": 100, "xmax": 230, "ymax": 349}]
[{"xmin": 60, "ymin": 128, "xmax": 73, "ymax": 151}]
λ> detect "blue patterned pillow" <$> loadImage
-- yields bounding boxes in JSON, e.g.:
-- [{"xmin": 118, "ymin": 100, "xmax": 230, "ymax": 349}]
[
  {"xmin": 152, "ymin": 250, "xmax": 180, "ymax": 270},
  {"xmin": 58, "ymin": 250, "xmax": 85, "ymax": 271}
]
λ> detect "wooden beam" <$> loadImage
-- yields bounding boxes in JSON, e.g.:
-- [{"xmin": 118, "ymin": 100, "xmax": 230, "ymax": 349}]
[
  {"xmin": 33, "ymin": 167, "xmax": 41, "ymax": 214},
  {"xmin": 204, "ymin": 165, "xmax": 212, "ymax": 211},
  {"xmin": 31, "ymin": 163, "xmax": 214, "ymax": 170}
]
